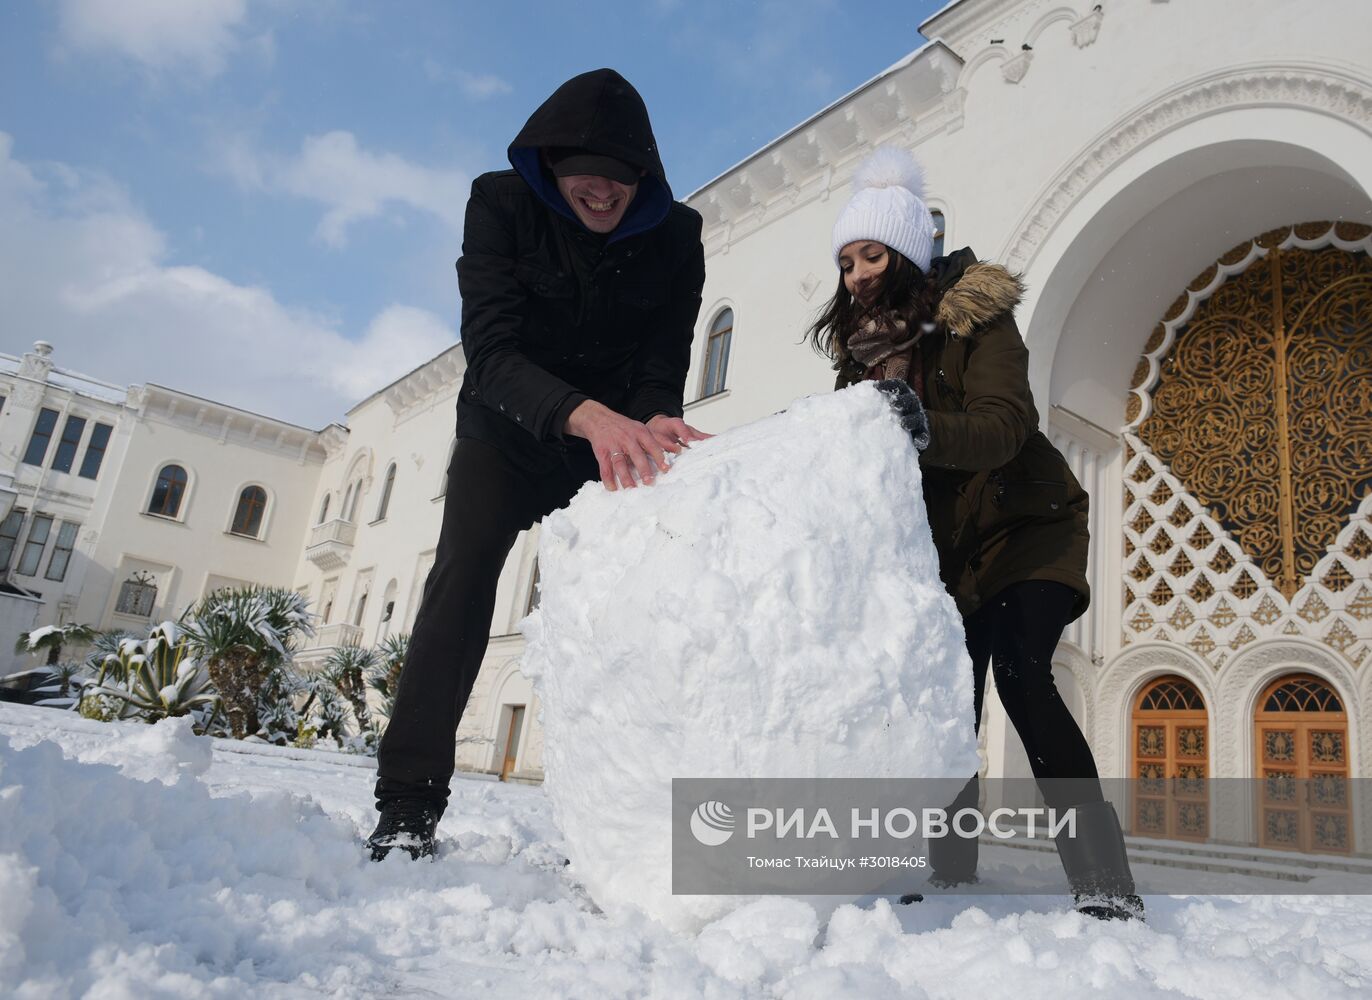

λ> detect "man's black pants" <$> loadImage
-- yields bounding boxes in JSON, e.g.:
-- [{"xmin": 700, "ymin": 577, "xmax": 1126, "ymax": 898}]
[
  {"xmin": 375, "ymin": 437, "xmax": 595, "ymax": 813},
  {"xmin": 960, "ymin": 580, "xmax": 1104, "ymax": 812}
]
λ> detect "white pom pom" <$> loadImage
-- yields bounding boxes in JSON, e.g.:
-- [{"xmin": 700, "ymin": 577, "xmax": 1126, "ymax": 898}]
[{"xmin": 851, "ymin": 146, "xmax": 926, "ymax": 201}]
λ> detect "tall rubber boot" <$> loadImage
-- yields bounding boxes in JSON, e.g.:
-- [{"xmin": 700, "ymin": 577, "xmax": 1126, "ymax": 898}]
[
  {"xmin": 928, "ymin": 774, "xmax": 980, "ymax": 888},
  {"xmin": 1053, "ymin": 800, "xmax": 1145, "ymax": 921}
]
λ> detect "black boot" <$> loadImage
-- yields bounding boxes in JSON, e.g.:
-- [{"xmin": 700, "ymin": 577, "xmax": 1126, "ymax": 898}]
[
  {"xmin": 368, "ymin": 798, "xmax": 440, "ymax": 861},
  {"xmin": 927, "ymin": 775, "xmax": 980, "ymax": 888},
  {"xmin": 1053, "ymin": 801, "xmax": 1144, "ymax": 921}
]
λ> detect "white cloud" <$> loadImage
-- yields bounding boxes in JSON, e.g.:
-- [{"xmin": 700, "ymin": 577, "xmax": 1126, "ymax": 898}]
[
  {"xmin": 56, "ymin": 0, "xmax": 251, "ymax": 76},
  {"xmin": 455, "ymin": 71, "xmax": 513, "ymax": 101},
  {"xmin": 422, "ymin": 59, "xmax": 513, "ymax": 101},
  {"xmin": 223, "ymin": 130, "xmax": 469, "ymax": 248},
  {"xmin": 0, "ymin": 133, "xmax": 456, "ymax": 428}
]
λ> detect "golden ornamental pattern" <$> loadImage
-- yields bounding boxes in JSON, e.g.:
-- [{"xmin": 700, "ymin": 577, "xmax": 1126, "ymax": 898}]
[
  {"xmin": 1119, "ymin": 223, "xmax": 1372, "ymax": 669},
  {"xmin": 1136, "ymin": 238, "xmax": 1372, "ymax": 597}
]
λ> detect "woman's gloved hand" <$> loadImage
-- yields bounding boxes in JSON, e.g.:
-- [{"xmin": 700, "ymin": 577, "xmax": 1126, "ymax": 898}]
[{"xmin": 875, "ymin": 379, "xmax": 930, "ymax": 451}]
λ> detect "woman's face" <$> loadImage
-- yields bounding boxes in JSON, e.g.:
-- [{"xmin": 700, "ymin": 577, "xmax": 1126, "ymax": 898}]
[{"xmin": 839, "ymin": 240, "xmax": 890, "ymax": 307}]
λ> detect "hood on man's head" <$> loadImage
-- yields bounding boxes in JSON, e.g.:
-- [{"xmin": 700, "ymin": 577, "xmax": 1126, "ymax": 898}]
[{"xmin": 508, "ymin": 68, "xmax": 673, "ymax": 241}]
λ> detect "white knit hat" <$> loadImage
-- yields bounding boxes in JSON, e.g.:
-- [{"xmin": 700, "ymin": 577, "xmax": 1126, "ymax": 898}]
[{"xmin": 831, "ymin": 147, "xmax": 937, "ymax": 273}]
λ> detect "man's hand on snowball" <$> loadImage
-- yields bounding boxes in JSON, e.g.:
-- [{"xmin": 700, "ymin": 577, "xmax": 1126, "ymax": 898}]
[{"xmin": 566, "ymin": 400, "xmax": 709, "ymax": 491}]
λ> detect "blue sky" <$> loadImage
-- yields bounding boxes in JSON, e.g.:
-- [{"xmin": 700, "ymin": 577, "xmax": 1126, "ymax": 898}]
[{"xmin": 2, "ymin": 0, "xmax": 944, "ymax": 427}]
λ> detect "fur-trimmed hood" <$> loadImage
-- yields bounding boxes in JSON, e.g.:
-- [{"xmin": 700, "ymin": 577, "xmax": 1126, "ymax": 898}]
[{"xmin": 935, "ymin": 261, "xmax": 1025, "ymax": 338}]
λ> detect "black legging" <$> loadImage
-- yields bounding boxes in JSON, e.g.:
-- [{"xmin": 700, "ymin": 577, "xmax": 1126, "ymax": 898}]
[{"xmin": 963, "ymin": 579, "xmax": 1102, "ymax": 810}]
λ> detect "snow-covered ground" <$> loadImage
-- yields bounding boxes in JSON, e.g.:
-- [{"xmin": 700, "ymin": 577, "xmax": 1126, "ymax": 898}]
[{"xmin": 4, "ymin": 703, "xmax": 1372, "ymax": 999}]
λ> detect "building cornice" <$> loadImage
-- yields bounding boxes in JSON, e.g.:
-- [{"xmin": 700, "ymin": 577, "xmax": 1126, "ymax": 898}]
[
  {"xmin": 684, "ymin": 42, "xmax": 964, "ymax": 256},
  {"xmin": 136, "ymin": 384, "xmax": 334, "ymax": 465},
  {"xmin": 375, "ymin": 342, "xmax": 467, "ymax": 422},
  {"xmin": 920, "ymin": 0, "xmax": 1072, "ymax": 59}
]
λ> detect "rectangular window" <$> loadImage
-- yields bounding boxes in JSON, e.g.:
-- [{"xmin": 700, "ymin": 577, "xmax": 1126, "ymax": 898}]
[
  {"xmin": 17, "ymin": 514, "xmax": 53, "ymax": 576},
  {"xmin": 50, "ymin": 415, "xmax": 88, "ymax": 474},
  {"xmin": 44, "ymin": 521, "xmax": 79, "ymax": 582},
  {"xmin": 78, "ymin": 423, "xmax": 113, "ymax": 479},
  {"xmin": 0, "ymin": 509, "xmax": 24, "ymax": 574},
  {"xmin": 22, "ymin": 408, "xmax": 60, "ymax": 467}
]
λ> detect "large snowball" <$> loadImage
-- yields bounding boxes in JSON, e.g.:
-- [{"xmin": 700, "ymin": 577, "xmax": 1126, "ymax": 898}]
[{"xmin": 520, "ymin": 385, "xmax": 978, "ymax": 932}]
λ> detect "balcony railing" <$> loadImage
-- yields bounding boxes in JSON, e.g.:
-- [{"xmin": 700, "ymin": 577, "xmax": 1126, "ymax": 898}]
[
  {"xmin": 293, "ymin": 622, "xmax": 364, "ymax": 671},
  {"xmin": 305, "ymin": 518, "xmax": 357, "ymax": 571}
]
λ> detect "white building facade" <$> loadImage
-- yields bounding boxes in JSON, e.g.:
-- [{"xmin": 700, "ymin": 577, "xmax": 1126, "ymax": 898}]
[
  {"xmin": 5, "ymin": 0, "xmax": 1370, "ymax": 848},
  {"xmin": 457, "ymin": 0, "xmax": 1372, "ymax": 846},
  {"xmin": 1, "ymin": 342, "xmax": 330, "ymax": 667},
  {"xmin": 664, "ymin": 0, "xmax": 1372, "ymax": 856}
]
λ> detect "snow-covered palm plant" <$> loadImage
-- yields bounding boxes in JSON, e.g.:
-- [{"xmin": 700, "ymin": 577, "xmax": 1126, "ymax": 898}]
[
  {"xmin": 82, "ymin": 629, "xmax": 143, "ymax": 681},
  {"xmin": 13, "ymin": 622, "xmax": 98, "ymax": 666},
  {"xmin": 2, "ymin": 623, "xmax": 102, "ymax": 709},
  {"xmin": 179, "ymin": 586, "xmax": 316, "ymax": 739},
  {"xmin": 367, "ymin": 632, "xmax": 410, "ymax": 724},
  {"xmin": 322, "ymin": 641, "xmax": 376, "ymax": 733},
  {"xmin": 89, "ymin": 622, "xmax": 220, "ymax": 724}
]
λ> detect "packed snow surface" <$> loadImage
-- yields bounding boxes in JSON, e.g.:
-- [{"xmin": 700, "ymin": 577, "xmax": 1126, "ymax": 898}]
[
  {"xmin": 5, "ymin": 703, "xmax": 1372, "ymax": 998},
  {"xmin": 521, "ymin": 386, "xmax": 980, "ymax": 930}
]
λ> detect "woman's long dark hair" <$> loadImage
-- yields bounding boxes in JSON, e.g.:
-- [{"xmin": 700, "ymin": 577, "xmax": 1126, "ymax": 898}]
[{"xmin": 806, "ymin": 247, "xmax": 940, "ymax": 364}]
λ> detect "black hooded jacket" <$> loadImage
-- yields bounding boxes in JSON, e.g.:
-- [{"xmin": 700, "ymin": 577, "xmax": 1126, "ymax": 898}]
[{"xmin": 454, "ymin": 69, "xmax": 706, "ymax": 475}]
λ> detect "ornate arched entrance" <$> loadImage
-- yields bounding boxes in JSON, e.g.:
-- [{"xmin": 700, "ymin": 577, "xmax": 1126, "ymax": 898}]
[
  {"xmin": 1120, "ymin": 222, "xmax": 1372, "ymax": 673},
  {"xmin": 1131, "ymin": 675, "xmax": 1209, "ymax": 841},
  {"xmin": 1255, "ymin": 673, "xmax": 1352, "ymax": 853}
]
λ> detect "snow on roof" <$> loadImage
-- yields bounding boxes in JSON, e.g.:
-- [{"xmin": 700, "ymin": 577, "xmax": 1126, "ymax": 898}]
[
  {"xmin": 142, "ymin": 383, "xmax": 322, "ymax": 435},
  {"xmin": 919, "ymin": 0, "xmax": 973, "ymax": 34},
  {"xmin": 0, "ymin": 352, "xmax": 128, "ymax": 406},
  {"xmin": 683, "ymin": 40, "xmax": 946, "ymax": 203}
]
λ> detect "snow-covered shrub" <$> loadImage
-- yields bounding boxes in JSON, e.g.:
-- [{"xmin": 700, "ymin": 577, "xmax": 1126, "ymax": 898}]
[
  {"xmin": 179, "ymin": 586, "xmax": 316, "ymax": 739},
  {"xmin": 321, "ymin": 641, "xmax": 376, "ymax": 734},
  {"xmin": 367, "ymin": 632, "xmax": 409, "ymax": 726},
  {"xmin": 89, "ymin": 622, "xmax": 221, "ymax": 728},
  {"xmin": 13, "ymin": 622, "xmax": 97, "ymax": 666}
]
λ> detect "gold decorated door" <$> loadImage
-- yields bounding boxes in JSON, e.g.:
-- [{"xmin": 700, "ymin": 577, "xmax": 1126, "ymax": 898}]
[
  {"xmin": 1255, "ymin": 674, "xmax": 1351, "ymax": 854},
  {"xmin": 1131, "ymin": 676, "xmax": 1209, "ymax": 841}
]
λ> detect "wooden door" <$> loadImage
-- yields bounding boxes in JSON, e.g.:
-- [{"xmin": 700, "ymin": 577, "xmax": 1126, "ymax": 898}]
[
  {"xmin": 1131, "ymin": 676, "xmax": 1209, "ymax": 841},
  {"xmin": 1255, "ymin": 674, "xmax": 1351, "ymax": 853}
]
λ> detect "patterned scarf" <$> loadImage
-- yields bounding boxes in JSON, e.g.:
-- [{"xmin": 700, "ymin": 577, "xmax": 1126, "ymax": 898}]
[{"xmin": 848, "ymin": 310, "xmax": 923, "ymax": 396}]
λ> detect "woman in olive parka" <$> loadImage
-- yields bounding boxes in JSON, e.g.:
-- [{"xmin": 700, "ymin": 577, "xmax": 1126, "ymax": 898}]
[{"xmin": 811, "ymin": 148, "xmax": 1143, "ymax": 921}]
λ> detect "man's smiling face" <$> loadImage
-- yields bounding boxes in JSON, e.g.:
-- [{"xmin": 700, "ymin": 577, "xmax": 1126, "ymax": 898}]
[{"xmin": 555, "ymin": 172, "xmax": 639, "ymax": 234}]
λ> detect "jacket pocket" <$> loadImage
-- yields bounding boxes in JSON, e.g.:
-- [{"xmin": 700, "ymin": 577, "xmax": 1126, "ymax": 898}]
[
  {"xmin": 977, "ymin": 474, "xmax": 1073, "ymax": 537},
  {"xmin": 514, "ymin": 261, "xmax": 575, "ymax": 299}
]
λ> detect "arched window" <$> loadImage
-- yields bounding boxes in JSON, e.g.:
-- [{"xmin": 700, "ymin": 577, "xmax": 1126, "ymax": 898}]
[
  {"xmin": 701, "ymin": 308, "xmax": 733, "ymax": 398},
  {"xmin": 931, "ymin": 211, "xmax": 946, "ymax": 260},
  {"xmin": 346, "ymin": 480, "xmax": 364, "ymax": 522},
  {"xmin": 376, "ymin": 463, "xmax": 396, "ymax": 521},
  {"xmin": 317, "ymin": 493, "xmax": 331, "ymax": 525},
  {"xmin": 341, "ymin": 482, "xmax": 356, "ymax": 522},
  {"xmin": 438, "ymin": 438, "xmax": 457, "ymax": 498},
  {"xmin": 378, "ymin": 579, "xmax": 399, "ymax": 638},
  {"xmin": 148, "ymin": 464, "xmax": 188, "ymax": 518},
  {"xmin": 230, "ymin": 486, "xmax": 267, "ymax": 538},
  {"xmin": 524, "ymin": 560, "xmax": 541, "ymax": 615}
]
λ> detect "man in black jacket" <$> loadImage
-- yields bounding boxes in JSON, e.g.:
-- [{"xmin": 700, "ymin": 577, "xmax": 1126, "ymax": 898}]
[{"xmin": 368, "ymin": 69, "xmax": 707, "ymax": 860}]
